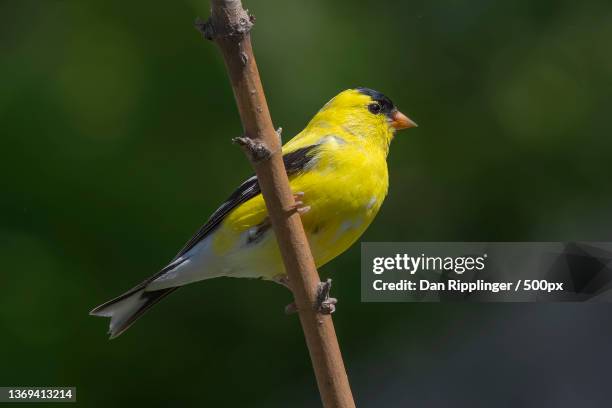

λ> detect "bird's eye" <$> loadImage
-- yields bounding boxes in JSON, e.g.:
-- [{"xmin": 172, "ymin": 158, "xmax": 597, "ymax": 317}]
[{"xmin": 368, "ymin": 103, "xmax": 381, "ymax": 114}]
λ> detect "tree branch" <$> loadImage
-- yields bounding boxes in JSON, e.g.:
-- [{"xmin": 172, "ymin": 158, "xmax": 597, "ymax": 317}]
[{"xmin": 197, "ymin": 1, "xmax": 356, "ymax": 407}]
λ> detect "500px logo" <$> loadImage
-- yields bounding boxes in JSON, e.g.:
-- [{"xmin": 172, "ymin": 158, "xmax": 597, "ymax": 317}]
[{"xmin": 372, "ymin": 253, "xmax": 488, "ymax": 275}]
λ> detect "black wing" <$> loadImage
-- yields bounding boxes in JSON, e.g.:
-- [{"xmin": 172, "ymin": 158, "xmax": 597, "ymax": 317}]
[{"xmin": 172, "ymin": 145, "xmax": 319, "ymax": 260}]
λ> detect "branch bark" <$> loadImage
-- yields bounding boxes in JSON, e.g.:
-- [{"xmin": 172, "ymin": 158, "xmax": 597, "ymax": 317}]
[{"xmin": 197, "ymin": 1, "xmax": 356, "ymax": 407}]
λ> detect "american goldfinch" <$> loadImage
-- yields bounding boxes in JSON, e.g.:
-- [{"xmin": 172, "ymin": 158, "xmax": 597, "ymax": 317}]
[{"xmin": 91, "ymin": 87, "xmax": 416, "ymax": 338}]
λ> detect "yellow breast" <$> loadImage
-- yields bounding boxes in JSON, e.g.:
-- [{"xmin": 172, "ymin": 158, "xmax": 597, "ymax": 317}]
[{"xmin": 293, "ymin": 137, "xmax": 388, "ymax": 267}]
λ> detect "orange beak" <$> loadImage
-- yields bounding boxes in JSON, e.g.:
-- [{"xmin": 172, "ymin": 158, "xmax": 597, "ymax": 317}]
[{"xmin": 390, "ymin": 110, "xmax": 418, "ymax": 130}]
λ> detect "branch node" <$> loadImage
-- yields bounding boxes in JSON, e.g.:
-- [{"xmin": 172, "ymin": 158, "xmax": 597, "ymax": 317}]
[
  {"xmin": 232, "ymin": 136, "xmax": 271, "ymax": 162},
  {"xmin": 194, "ymin": 17, "xmax": 215, "ymax": 41},
  {"xmin": 276, "ymin": 127, "xmax": 282, "ymax": 143},
  {"xmin": 197, "ymin": 7, "xmax": 254, "ymax": 41},
  {"xmin": 239, "ymin": 51, "xmax": 249, "ymax": 65}
]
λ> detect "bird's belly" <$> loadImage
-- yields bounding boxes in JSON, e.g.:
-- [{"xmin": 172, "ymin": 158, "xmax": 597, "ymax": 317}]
[
  {"xmin": 296, "ymin": 164, "xmax": 387, "ymax": 269},
  {"xmin": 208, "ymin": 158, "xmax": 388, "ymax": 280},
  {"xmin": 214, "ymin": 190, "xmax": 384, "ymax": 281},
  {"xmin": 306, "ymin": 199, "xmax": 380, "ymax": 269}
]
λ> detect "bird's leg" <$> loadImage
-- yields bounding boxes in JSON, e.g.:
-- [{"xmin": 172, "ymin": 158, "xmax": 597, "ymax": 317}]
[
  {"xmin": 315, "ymin": 279, "xmax": 337, "ymax": 315},
  {"xmin": 290, "ymin": 191, "xmax": 310, "ymax": 215},
  {"xmin": 282, "ymin": 278, "xmax": 338, "ymax": 315}
]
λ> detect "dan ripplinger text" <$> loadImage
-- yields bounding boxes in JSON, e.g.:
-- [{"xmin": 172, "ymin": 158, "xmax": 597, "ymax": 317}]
[{"xmin": 372, "ymin": 279, "xmax": 513, "ymax": 293}]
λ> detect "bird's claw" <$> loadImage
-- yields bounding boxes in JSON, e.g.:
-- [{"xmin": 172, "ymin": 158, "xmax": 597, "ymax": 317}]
[
  {"xmin": 315, "ymin": 279, "xmax": 337, "ymax": 314},
  {"xmin": 291, "ymin": 191, "xmax": 310, "ymax": 214},
  {"xmin": 283, "ymin": 279, "xmax": 338, "ymax": 315}
]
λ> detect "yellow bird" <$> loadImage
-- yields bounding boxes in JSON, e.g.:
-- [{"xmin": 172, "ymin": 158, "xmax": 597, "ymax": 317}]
[{"xmin": 90, "ymin": 87, "xmax": 416, "ymax": 338}]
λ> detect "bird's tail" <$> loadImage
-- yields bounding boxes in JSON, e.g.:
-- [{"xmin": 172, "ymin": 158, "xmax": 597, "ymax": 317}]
[{"xmin": 90, "ymin": 284, "xmax": 178, "ymax": 339}]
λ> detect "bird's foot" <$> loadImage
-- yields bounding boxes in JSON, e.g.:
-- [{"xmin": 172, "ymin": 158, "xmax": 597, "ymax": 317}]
[
  {"xmin": 283, "ymin": 278, "xmax": 338, "ymax": 315},
  {"xmin": 315, "ymin": 279, "xmax": 337, "ymax": 314},
  {"xmin": 291, "ymin": 191, "xmax": 310, "ymax": 215}
]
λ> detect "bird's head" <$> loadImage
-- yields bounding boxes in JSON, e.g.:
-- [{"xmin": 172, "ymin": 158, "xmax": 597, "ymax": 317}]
[{"xmin": 305, "ymin": 87, "xmax": 417, "ymax": 154}]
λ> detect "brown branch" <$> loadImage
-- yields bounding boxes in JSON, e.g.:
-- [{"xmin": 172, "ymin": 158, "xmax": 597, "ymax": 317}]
[{"xmin": 197, "ymin": 1, "xmax": 356, "ymax": 407}]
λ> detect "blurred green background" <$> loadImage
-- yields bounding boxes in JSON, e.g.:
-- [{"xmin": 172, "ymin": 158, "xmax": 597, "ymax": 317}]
[{"xmin": 2, "ymin": 0, "xmax": 612, "ymax": 406}]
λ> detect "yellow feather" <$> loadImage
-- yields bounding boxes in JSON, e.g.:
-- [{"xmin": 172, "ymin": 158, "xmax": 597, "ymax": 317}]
[{"xmin": 211, "ymin": 89, "xmax": 396, "ymax": 279}]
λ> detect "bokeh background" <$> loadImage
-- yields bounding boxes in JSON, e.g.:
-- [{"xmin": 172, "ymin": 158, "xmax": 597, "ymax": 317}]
[{"xmin": 2, "ymin": 0, "xmax": 612, "ymax": 406}]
